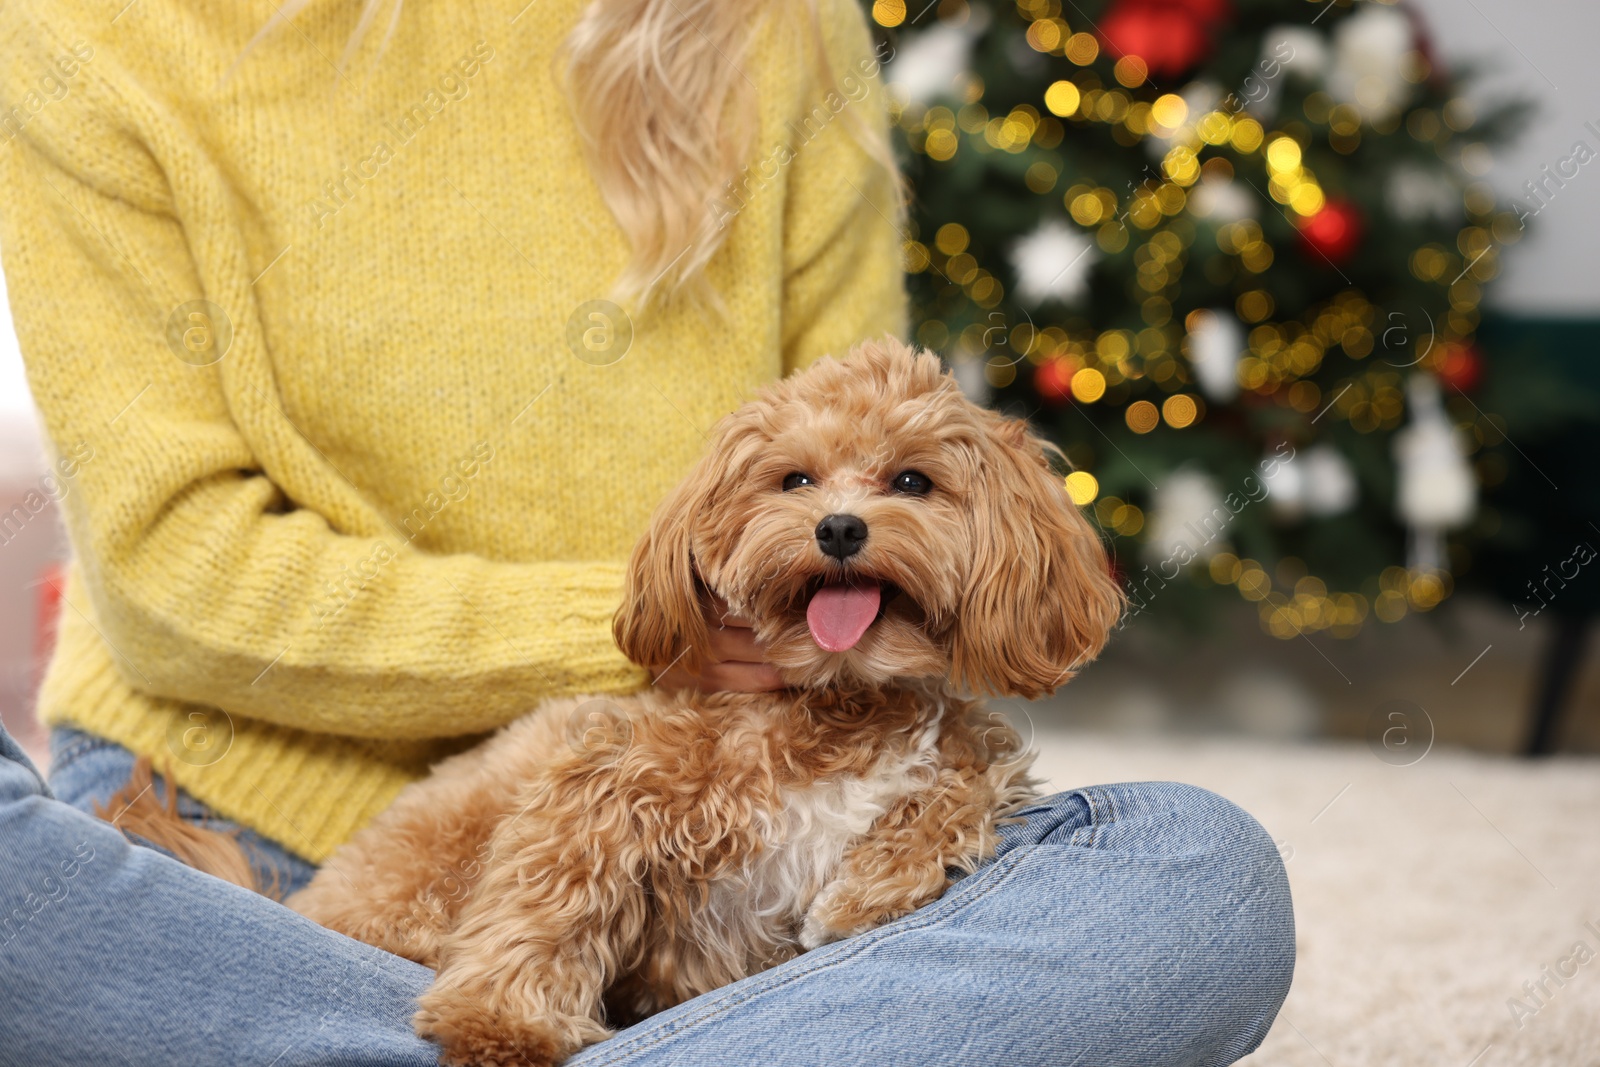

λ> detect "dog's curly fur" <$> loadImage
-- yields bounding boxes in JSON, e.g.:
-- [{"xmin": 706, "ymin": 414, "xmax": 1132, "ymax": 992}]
[{"xmin": 286, "ymin": 338, "xmax": 1123, "ymax": 1066}]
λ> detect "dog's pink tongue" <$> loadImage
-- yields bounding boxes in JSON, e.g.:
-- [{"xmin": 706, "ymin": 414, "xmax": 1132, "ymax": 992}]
[{"xmin": 806, "ymin": 584, "xmax": 882, "ymax": 652}]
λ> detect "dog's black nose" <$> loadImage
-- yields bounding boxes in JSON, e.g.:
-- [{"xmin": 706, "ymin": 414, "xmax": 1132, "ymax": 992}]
[{"xmin": 815, "ymin": 513, "xmax": 868, "ymax": 560}]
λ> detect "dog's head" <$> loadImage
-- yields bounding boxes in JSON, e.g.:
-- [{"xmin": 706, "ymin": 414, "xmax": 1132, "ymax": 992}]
[{"xmin": 614, "ymin": 337, "xmax": 1124, "ymax": 697}]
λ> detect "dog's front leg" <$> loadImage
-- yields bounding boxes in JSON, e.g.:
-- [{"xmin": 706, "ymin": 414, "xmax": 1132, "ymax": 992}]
[
  {"xmin": 800, "ymin": 724, "xmax": 1036, "ymax": 949},
  {"xmin": 797, "ymin": 782, "xmax": 980, "ymax": 949},
  {"xmin": 413, "ymin": 792, "xmax": 647, "ymax": 1067}
]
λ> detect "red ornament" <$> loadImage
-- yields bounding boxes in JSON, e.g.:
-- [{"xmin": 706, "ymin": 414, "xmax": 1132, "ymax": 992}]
[
  {"xmin": 1098, "ymin": 0, "xmax": 1233, "ymax": 79},
  {"xmin": 1296, "ymin": 199, "xmax": 1365, "ymax": 266},
  {"xmin": 1034, "ymin": 358, "xmax": 1077, "ymax": 402},
  {"xmin": 1435, "ymin": 343, "xmax": 1484, "ymax": 393}
]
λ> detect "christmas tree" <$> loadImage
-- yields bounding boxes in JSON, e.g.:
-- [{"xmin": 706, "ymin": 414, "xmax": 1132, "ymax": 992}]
[{"xmin": 870, "ymin": 0, "xmax": 1540, "ymax": 639}]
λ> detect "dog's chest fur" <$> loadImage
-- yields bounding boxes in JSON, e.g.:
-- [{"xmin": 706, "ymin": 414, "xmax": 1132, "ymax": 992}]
[{"xmin": 686, "ymin": 716, "xmax": 943, "ymax": 969}]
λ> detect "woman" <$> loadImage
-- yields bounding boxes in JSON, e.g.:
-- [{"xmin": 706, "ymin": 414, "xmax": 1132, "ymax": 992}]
[{"xmin": 0, "ymin": 0, "xmax": 1294, "ymax": 1062}]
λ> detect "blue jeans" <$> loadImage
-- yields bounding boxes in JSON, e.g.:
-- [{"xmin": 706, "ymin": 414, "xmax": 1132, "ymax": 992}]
[
  {"xmin": 3, "ymin": 724, "xmax": 1293, "ymax": 1066},
  {"xmin": 46, "ymin": 727, "xmax": 322, "ymax": 898}
]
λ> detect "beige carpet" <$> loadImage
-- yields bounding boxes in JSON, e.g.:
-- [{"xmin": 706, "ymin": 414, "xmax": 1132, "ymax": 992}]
[{"xmin": 1031, "ymin": 730, "xmax": 1600, "ymax": 1067}]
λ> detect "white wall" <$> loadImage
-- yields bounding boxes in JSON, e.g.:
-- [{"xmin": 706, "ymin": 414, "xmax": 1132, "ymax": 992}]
[
  {"xmin": 0, "ymin": 251, "xmax": 41, "ymax": 447},
  {"xmin": 0, "ymin": 248, "xmax": 59, "ymax": 751},
  {"xmin": 1410, "ymin": 0, "xmax": 1600, "ymax": 315}
]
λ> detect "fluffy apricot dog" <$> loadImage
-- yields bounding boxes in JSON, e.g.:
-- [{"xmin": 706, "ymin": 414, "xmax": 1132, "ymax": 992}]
[{"xmin": 287, "ymin": 338, "xmax": 1123, "ymax": 1066}]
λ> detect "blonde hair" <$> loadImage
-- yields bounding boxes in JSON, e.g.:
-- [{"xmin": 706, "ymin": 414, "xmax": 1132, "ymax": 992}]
[{"xmin": 240, "ymin": 0, "xmax": 894, "ymax": 309}]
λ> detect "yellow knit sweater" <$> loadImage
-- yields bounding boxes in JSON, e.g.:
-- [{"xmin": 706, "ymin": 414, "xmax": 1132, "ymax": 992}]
[{"xmin": 0, "ymin": 0, "xmax": 905, "ymax": 861}]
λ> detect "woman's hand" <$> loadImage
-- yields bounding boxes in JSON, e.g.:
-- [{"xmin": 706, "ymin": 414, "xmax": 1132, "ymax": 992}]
[{"xmin": 654, "ymin": 592, "xmax": 786, "ymax": 693}]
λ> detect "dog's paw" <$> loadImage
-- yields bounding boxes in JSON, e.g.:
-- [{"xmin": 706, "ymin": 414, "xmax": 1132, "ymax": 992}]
[
  {"xmin": 799, "ymin": 881, "xmax": 880, "ymax": 950},
  {"xmin": 799, "ymin": 880, "xmax": 845, "ymax": 949},
  {"xmin": 801, "ymin": 875, "xmax": 944, "ymax": 950},
  {"xmin": 800, "ymin": 907, "xmax": 889, "ymax": 950},
  {"xmin": 414, "ymin": 996, "xmax": 608, "ymax": 1067},
  {"xmin": 798, "ymin": 912, "xmax": 842, "ymax": 951}
]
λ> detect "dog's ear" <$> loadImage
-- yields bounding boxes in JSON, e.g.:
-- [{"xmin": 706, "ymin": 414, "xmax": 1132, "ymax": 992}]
[
  {"xmin": 613, "ymin": 466, "xmax": 713, "ymax": 675},
  {"xmin": 950, "ymin": 413, "xmax": 1124, "ymax": 698}
]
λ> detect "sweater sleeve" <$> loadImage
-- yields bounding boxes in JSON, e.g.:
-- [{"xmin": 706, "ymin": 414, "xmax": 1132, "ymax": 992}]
[
  {"xmin": 779, "ymin": 0, "xmax": 911, "ymax": 375},
  {"xmin": 0, "ymin": 19, "xmax": 647, "ymax": 741}
]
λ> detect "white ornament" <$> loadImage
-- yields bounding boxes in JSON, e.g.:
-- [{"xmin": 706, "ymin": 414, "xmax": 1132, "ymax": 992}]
[
  {"xmin": 1262, "ymin": 26, "xmax": 1330, "ymax": 82},
  {"xmin": 1242, "ymin": 30, "xmax": 1326, "ymax": 123},
  {"xmin": 1144, "ymin": 467, "xmax": 1230, "ymax": 565},
  {"xmin": 886, "ymin": 13, "xmax": 987, "ymax": 106},
  {"xmin": 1302, "ymin": 444, "xmax": 1358, "ymax": 516},
  {"xmin": 1265, "ymin": 443, "xmax": 1354, "ymax": 521},
  {"xmin": 1387, "ymin": 163, "xmax": 1462, "ymax": 224},
  {"xmin": 1395, "ymin": 374, "xmax": 1475, "ymax": 528},
  {"xmin": 1394, "ymin": 373, "xmax": 1476, "ymax": 571},
  {"xmin": 1183, "ymin": 80, "xmax": 1224, "ymax": 118},
  {"xmin": 1189, "ymin": 177, "xmax": 1256, "ymax": 223},
  {"xmin": 1186, "ymin": 309, "xmax": 1243, "ymax": 402},
  {"xmin": 1009, "ymin": 220, "xmax": 1096, "ymax": 306},
  {"xmin": 1264, "ymin": 447, "xmax": 1307, "ymax": 519},
  {"xmin": 1327, "ymin": 4, "xmax": 1414, "ymax": 123}
]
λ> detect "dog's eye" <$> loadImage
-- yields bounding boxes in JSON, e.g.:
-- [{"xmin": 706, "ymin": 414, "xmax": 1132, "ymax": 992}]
[
  {"xmin": 782, "ymin": 472, "xmax": 815, "ymax": 491},
  {"xmin": 891, "ymin": 471, "xmax": 933, "ymax": 496}
]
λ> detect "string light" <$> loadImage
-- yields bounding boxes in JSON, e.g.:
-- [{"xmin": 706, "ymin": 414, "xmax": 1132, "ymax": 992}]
[{"xmin": 890, "ymin": 2, "xmax": 1512, "ymax": 636}]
